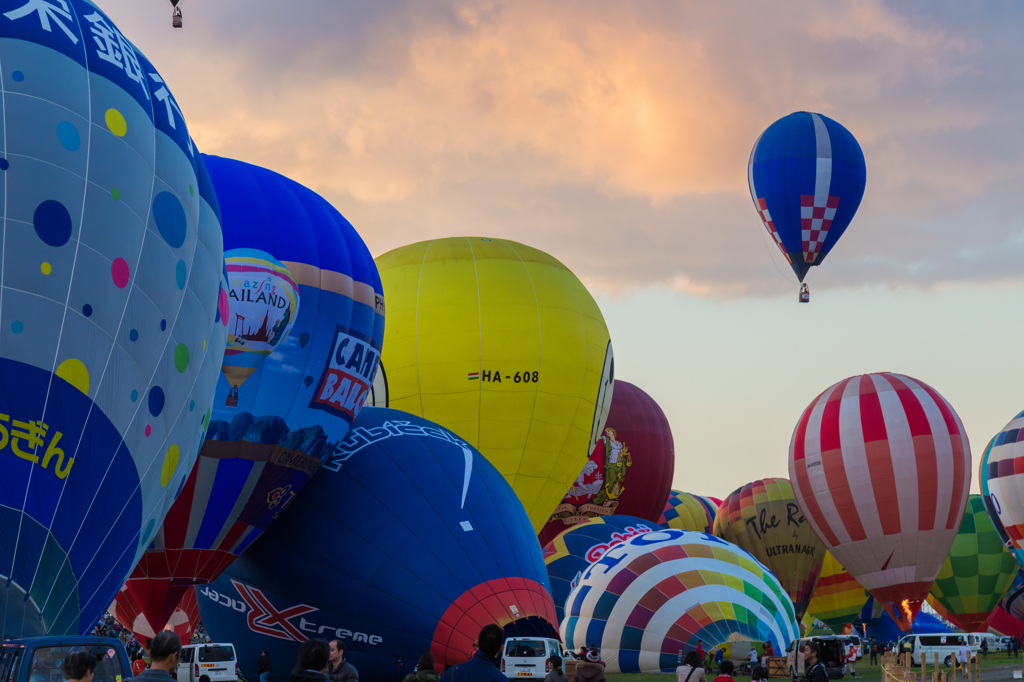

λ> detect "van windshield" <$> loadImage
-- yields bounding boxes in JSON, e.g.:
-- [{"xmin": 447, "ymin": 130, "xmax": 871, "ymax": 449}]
[
  {"xmin": 28, "ymin": 646, "xmax": 124, "ymax": 682},
  {"xmin": 505, "ymin": 641, "xmax": 546, "ymax": 658},
  {"xmin": 198, "ymin": 646, "xmax": 235, "ymax": 663}
]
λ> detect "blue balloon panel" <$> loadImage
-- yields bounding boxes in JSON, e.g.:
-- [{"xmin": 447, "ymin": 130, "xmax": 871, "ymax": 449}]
[
  {"xmin": 128, "ymin": 155, "xmax": 385, "ymax": 632},
  {"xmin": 747, "ymin": 112, "xmax": 866, "ymax": 281},
  {"xmin": 0, "ymin": 0, "xmax": 227, "ymax": 637},
  {"xmin": 542, "ymin": 515, "xmax": 656, "ymax": 623},
  {"xmin": 197, "ymin": 408, "xmax": 557, "ymax": 681}
]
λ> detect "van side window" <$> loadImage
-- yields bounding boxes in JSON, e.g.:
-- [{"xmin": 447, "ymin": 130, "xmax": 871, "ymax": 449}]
[
  {"xmin": 181, "ymin": 649, "xmax": 193, "ymax": 664},
  {"xmin": 0, "ymin": 650, "xmax": 18, "ymax": 682}
]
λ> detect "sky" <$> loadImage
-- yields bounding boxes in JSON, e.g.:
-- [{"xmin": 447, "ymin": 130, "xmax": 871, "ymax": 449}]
[{"xmin": 100, "ymin": 0, "xmax": 1024, "ymax": 499}]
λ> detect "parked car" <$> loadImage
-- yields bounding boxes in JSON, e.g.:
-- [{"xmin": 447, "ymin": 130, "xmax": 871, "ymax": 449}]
[
  {"xmin": 896, "ymin": 634, "xmax": 977, "ymax": 667},
  {"xmin": 0, "ymin": 636, "xmax": 132, "ymax": 682},
  {"xmin": 786, "ymin": 637, "xmax": 846, "ymax": 679},
  {"xmin": 177, "ymin": 643, "xmax": 239, "ymax": 682},
  {"xmin": 500, "ymin": 638, "xmax": 564, "ymax": 679}
]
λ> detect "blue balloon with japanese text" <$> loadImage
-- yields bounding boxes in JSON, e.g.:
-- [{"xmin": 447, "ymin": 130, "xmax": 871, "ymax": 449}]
[{"xmin": 0, "ymin": 0, "xmax": 228, "ymax": 637}]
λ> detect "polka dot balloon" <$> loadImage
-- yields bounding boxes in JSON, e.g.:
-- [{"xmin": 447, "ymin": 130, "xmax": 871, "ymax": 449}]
[{"xmin": 0, "ymin": 1, "xmax": 227, "ymax": 638}]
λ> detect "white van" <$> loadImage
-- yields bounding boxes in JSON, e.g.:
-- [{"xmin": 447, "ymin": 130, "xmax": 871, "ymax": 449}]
[
  {"xmin": 896, "ymin": 634, "xmax": 977, "ymax": 667},
  {"xmin": 972, "ymin": 632, "xmax": 1003, "ymax": 654},
  {"xmin": 177, "ymin": 643, "xmax": 238, "ymax": 682},
  {"xmin": 500, "ymin": 638, "xmax": 564, "ymax": 678}
]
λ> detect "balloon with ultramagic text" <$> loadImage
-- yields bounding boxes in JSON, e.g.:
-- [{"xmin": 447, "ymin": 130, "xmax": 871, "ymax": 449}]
[
  {"xmin": 196, "ymin": 407, "xmax": 557, "ymax": 681},
  {"xmin": 0, "ymin": 0, "xmax": 226, "ymax": 637},
  {"xmin": 713, "ymin": 477, "xmax": 825, "ymax": 622},
  {"xmin": 128, "ymin": 155, "xmax": 385, "ymax": 633}
]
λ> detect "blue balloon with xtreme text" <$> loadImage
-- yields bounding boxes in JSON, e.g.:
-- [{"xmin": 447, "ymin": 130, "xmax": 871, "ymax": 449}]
[{"xmin": 197, "ymin": 407, "xmax": 558, "ymax": 681}]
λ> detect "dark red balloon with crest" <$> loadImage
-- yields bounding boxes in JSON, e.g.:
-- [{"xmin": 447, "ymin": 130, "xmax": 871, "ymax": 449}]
[{"xmin": 538, "ymin": 380, "xmax": 675, "ymax": 546}]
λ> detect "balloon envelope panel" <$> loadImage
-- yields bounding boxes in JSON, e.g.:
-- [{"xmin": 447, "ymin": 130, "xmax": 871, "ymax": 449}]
[
  {"xmin": 561, "ymin": 530, "xmax": 798, "ymax": 674},
  {"xmin": 658, "ymin": 491, "xmax": 718, "ymax": 534},
  {"xmin": 129, "ymin": 155, "xmax": 385, "ymax": 630},
  {"xmin": 112, "ymin": 584, "xmax": 201, "ymax": 644},
  {"xmin": 747, "ymin": 112, "xmax": 866, "ymax": 281},
  {"xmin": 929, "ymin": 495, "xmax": 1018, "ymax": 632},
  {"xmin": 982, "ymin": 411, "xmax": 1024, "ymax": 570},
  {"xmin": 713, "ymin": 478, "xmax": 824, "ymax": 621},
  {"xmin": 542, "ymin": 515, "xmax": 656, "ymax": 623},
  {"xmin": 0, "ymin": 0, "xmax": 226, "ymax": 637},
  {"xmin": 539, "ymin": 381, "xmax": 674, "ymax": 546},
  {"xmin": 376, "ymin": 237, "xmax": 615, "ymax": 531},
  {"xmin": 197, "ymin": 407, "xmax": 556, "ymax": 682},
  {"xmin": 805, "ymin": 552, "xmax": 870, "ymax": 630},
  {"xmin": 789, "ymin": 372, "xmax": 970, "ymax": 630}
]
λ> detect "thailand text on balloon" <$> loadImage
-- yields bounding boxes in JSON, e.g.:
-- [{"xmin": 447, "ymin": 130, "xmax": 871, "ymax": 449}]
[
  {"xmin": 0, "ymin": 0, "xmax": 226, "ymax": 637},
  {"xmin": 128, "ymin": 156, "xmax": 384, "ymax": 631},
  {"xmin": 789, "ymin": 372, "xmax": 970, "ymax": 631},
  {"xmin": 539, "ymin": 380, "xmax": 674, "ymax": 546},
  {"xmin": 713, "ymin": 477, "xmax": 825, "ymax": 622},
  {"xmin": 197, "ymin": 407, "xmax": 556, "ymax": 682},
  {"xmin": 375, "ymin": 237, "xmax": 614, "ymax": 530},
  {"xmin": 929, "ymin": 495, "xmax": 1018, "ymax": 632},
  {"xmin": 748, "ymin": 112, "xmax": 866, "ymax": 282},
  {"xmin": 561, "ymin": 530, "xmax": 799, "ymax": 673},
  {"xmin": 542, "ymin": 515, "xmax": 657, "ymax": 623}
]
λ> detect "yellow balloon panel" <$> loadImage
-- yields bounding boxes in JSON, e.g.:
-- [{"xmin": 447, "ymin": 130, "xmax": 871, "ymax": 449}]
[{"xmin": 377, "ymin": 237, "xmax": 614, "ymax": 529}]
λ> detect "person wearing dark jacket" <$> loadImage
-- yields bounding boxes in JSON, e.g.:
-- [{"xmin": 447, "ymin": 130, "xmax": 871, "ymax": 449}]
[
  {"xmin": 288, "ymin": 640, "xmax": 330, "ymax": 682},
  {"xmin": 63, "ymin": 651, "xmax": 97, "ymax": 682},
  {"xmin": 543, "ymin": 655, "xmax": 567, "ymax": 682},
  {"xmin": 440, "ymin": 624, "xmax": 509, "ymax": 682},
  {"xmin": 327, "ymin": 640, "xmax": 358, "ymax": 682},
  {"xmin": 802, "ymin": 643, "xmax": 828, "ymax": 682},
  {"xmin": 134, "ymin": 632, "xmax": 182, "ymax": 682},
  {"xmin": 258, "ymin": 651, "xmax": 272, "ymax": 682},
  {"xmin": 574, "ymin": 650, "xmax": 605, "ymax": 682},
  {"xmin": 403, "ymin": 654, "xmax": 441, "ymax": 682}
]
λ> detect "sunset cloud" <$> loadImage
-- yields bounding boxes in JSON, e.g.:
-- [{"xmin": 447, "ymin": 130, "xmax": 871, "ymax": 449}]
[{"xmin": 106, "ymin": 0, "xmax": 1024, "ymax": 296}]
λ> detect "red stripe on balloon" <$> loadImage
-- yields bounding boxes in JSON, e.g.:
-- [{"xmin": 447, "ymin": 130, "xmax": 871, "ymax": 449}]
[
  {"xmin": 860, "ymin": 376, "xmax": 899, "ymax": 536},
  {"xmin": 792, "ymin": 386, "xmax": 840, "ymax": 546},
  {"xmin": 821, "ymin": 378, "xmax": 865, "ymax": 542}
]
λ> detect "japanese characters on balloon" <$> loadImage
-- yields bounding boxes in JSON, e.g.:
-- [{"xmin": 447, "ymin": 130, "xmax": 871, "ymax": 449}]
[
  {"xmin": 789, "ymin": 372, "xmax": 970, "ymax": 631},
  {"xmin": 0, "ymin": 0, "xmax": 226, "ymax": 637}
]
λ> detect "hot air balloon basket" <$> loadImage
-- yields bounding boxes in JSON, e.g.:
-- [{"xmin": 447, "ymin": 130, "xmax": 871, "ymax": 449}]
[{"xmin": 765, "ymin": 657, "xmax": 788, "ymax": 678}]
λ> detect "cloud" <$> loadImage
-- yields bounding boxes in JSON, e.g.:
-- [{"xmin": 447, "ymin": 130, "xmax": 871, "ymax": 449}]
[{"xmin": 104, "ymin": 0, "xmax": 1024, "ymax": 296}]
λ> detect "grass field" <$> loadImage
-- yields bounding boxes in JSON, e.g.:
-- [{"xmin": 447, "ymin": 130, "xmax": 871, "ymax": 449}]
[{"xmin": 604, "ymin": 654, "xmax": 1024, "ymax": 682}]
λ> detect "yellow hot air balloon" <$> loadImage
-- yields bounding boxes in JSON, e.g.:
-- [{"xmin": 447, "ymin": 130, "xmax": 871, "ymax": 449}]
[{"xmin": 376, "ymin": 237, "xmax": 614, "ymax": 529}]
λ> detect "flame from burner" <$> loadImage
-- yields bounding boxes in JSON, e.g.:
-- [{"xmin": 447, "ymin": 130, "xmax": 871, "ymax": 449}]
[{"xmin": 901, "ymin": 599, "xmax": 912, "ymax": 623}]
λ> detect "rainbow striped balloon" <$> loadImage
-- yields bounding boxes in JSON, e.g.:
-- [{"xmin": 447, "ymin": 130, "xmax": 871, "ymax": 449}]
[
  {"xmin": 561, "ymin": 529, "xmax": 798, "ymax": 673},
  {"xmin": 805, "ymin": 551, "xmax": 871, "ymax": 630},
  {"xmin": 658, "ymin": 490, "xmax": 719, "ymax": 533}
]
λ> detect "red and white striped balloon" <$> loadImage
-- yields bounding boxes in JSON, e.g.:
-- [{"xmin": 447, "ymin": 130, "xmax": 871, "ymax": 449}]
[{"xmin": 789, "ymin": 372, "xmax": 970, "ymax": 630}]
